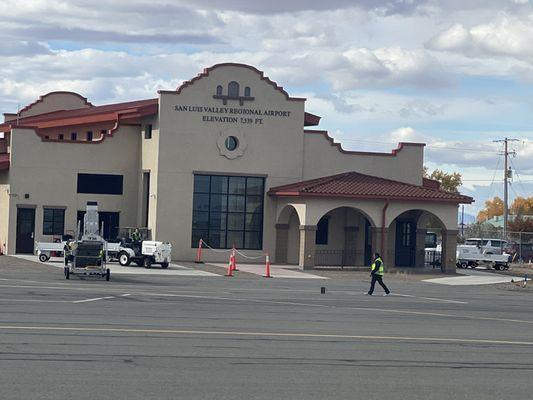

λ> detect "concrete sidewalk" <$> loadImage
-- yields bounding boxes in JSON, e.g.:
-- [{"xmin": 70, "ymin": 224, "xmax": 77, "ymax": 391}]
[
  {"xmin": 209, "ymin": 262, "xmax": 328, "ymax": 279},
  {"xmin": 424, "ymin": 268, "xmax": 523, "ymax": 285}
]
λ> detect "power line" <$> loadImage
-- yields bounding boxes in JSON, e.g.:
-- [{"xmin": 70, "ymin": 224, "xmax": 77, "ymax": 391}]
[{"xmin": 509, "ymin": 156, "xmax": 528, "ymax": 196}]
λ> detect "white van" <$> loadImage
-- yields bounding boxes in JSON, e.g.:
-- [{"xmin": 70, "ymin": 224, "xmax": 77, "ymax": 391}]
[{"xmin": 462, "ymin": 238, "xmax": 507, "ymax": 255}]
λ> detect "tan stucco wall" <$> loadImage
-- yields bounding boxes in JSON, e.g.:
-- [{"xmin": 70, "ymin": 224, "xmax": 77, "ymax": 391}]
[
  {"xmin": 287, "ymin": 211, "xmax": 300, "ymax": 264},
  {"xmin": 276, "ymin": 197, "xmax": 458, "ymax": 231},
  {"xmin": 303, "ymin": 133, "xmax": 424, "ymax": 185},
  {"xmin": 6, "ymin": 126, "xmax": 140, "ymax": 253},
  {"xmin": 17, "ymin": 92, "xmax": 92, "ymax": 119},
  {"xmin": 155, "ymin": 65, "xmax": 305, "ymax": 260},
  {"xmin": 139, "ymin": 115, "xmax": 160, "ymax": 236}
]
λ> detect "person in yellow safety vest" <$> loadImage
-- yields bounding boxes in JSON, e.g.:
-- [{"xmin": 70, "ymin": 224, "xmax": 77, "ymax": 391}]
[
  {"xmin": 366, "ymin": 252, "xmax": 391, "ymax": 296},
  {"xmin": 63, "ymin": 240, "xmax": 72, "ymax": 266},
  {"xmin": 132, "ymin": 229, "xmax": 141, "ymax": 242}
]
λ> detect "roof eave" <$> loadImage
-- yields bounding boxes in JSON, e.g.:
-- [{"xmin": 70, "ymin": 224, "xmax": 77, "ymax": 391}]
[{"xmin": 269, "ymin": 191, "xmax": 473, "ymax": 204}]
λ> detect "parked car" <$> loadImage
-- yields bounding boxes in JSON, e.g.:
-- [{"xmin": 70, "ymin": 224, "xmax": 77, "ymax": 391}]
[
  {"xmin": 503, "ymin": 242, "xmax": 533, "ymax": 263},
  {"xmin": 463, "ymin": 238, "xmax": 507, "ymax": 255}
]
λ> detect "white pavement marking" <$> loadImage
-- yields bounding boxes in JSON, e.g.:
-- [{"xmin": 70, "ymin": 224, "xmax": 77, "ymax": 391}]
[
  {"xmin": 0, "ymin": 325, "xmax": 532, "ymax": 346},
  {"xmin": 392, "ymin": 293, "xmax": 468, "ymax": 304},
  {"xmin": 424, "ymin": 269, "xmax": 522, "ymax": 286},
  {"xmin": 11, "ymin": 255, "xmax": 218, "ymax": 277},
  {"xmin": 210, "ymin": 262, "xmax": 328, "ymax": 279},
  {"xmin": 73, "ymin": 296, "xmax": 115, "ymax": 303},
  {"xmin": 0, "ymin": 280, "xmax": 531, "ymax": 325}
]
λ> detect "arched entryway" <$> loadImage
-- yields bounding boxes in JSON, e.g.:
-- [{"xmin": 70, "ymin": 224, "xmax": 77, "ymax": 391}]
[
  {"xmin": 388, "ymin": 209, "xmax": 447, "ymax": 269},
  {"xmin": 312, "ymin": 206, "xmax": 375, "ymax": 268},
  {"xmin": 274, "ymin": 204, "xmax": 302, "ymax": 264},
  {"xmin": 275, "ymin": 203, "xmax": 377, "ymax": 268}
]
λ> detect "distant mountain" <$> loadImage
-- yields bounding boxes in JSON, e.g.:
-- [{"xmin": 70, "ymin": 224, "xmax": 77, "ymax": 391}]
[{"xmin": 458, "ymin": 212, "xmax": 476, "ymax": 224}]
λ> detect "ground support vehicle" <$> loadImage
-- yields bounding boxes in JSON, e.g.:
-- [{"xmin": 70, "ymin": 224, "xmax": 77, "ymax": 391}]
[
  {"xmin": 37, "ymin": 240, "xmax": 120, "ymax": 263},
  {"xmin": 117, "ymin": 240, "xmax": 172, "ymax": 269},
  {"xmin": 116, "ymin": 227, "xmax": 172, "ymax": 269},
  {"xmin": 63, "ymin": 202, "xmax": 110, "ymax": 281},
  {"xmin": 105, "ymin": 242, "xmax": 121, "ymax": 261},
  {"xmin": 456, "ymin": 245, "xmax": 511, "ymax": 270},
  {"xmin": 35, "ymin": 241, "xmax": 66, "ymax": 262},
  {"xmin": 64, "ymin": 240, "xmax": 110, "ymax": 281}
]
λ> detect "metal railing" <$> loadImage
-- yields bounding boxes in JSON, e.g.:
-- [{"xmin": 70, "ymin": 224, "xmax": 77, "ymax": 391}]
[
  {"xmin": 315, "ymin": 249, "xmax": 360, "ymax": 269},
  {"xmin": 424, "ymin": 250, "xmax": 441, "ymax": 268}
]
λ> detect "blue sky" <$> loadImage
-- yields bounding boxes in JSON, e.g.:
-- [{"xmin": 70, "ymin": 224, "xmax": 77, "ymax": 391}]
[{"xmin": 0, "ymin": 0, "xmax": 531, "ymax": 217}]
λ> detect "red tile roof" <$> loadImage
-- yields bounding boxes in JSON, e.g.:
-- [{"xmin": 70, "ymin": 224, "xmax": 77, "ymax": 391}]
[
  {"xmin": 304, "ymin": 112, "xmax": 321, "ymax": 126},
  {"xmin": 268, "ymin": 171, "xmax": 473, "ymax": 203},
  {"xmin": 0, "ymin": 98, "xmax": 158, "ymax": 133},
  {"xmin": 0, "ymin": 153, "xmax": 9, "ymax": 170}
]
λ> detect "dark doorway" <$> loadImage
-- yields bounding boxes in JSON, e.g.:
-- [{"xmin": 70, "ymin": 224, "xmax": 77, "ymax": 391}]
[
  {"xmin": 77, "ymin": 211, "xmax": 120, "ymax": 241},
  {"xmin": 16, "ymin": 208, "xmax": 35, "ymax": 254},
  {"xmin": 142, "ymin": 172, "xmax": 150, "ymax": 227},
  {"xmin": 395, "ymin": 220, "xmax": 416, "ymax": 267}
]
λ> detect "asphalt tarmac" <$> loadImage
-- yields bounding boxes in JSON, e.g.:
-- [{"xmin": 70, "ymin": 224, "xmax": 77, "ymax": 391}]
[{"xmin": 1, "ymin": 256, "xmax": 532, "ymax": 400}]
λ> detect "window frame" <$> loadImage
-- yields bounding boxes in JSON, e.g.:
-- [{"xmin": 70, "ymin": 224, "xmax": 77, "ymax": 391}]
[
  {"xmin": 77, "ymin": 173, "xmax": 124, "ymax": 195},
  {"xmin": 43, "ymin": 207, "xmax": 65, "ymax": 236},
  {"xmin": 191, "ymin": 174, "xmax": 264, "ymax": 250},
  {"xmin": 144, "ymin": 124, "xmax": 153, "ymax": 139}
]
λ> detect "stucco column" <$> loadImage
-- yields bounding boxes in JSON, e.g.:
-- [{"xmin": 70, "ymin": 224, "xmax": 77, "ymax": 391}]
[
  {"xmin": 275, "ymin": 223, "xmax": 289, "ymax": 264},
  {"xmin": 441, "ymin": 229, "xmax": 458, "ymax": 274},
  {"xmin": 415, "ymin": 228, "xmax": 427, "ymax": 268},
  {"xmin": 299, "ymin": 225, "xmax": 317, "ymax": 270}
]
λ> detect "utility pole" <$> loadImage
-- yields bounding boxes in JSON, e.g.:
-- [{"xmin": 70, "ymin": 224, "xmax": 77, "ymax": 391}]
[
  {"xmin": 461, "ymin": 205, "xmax": 464, "ymax": 237},
  {"xmin": 493, "ymin": 137, "xmax": 518, "ymax": 239}
]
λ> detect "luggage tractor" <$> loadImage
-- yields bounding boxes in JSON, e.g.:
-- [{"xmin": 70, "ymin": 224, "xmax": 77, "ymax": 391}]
[
  {"xmin": 116, "ymin": 227, "xmax": 172, "ymax": 269},
  {"xmin": 64, "ymin": 202, "xmax": 110, "ymax": 281}
]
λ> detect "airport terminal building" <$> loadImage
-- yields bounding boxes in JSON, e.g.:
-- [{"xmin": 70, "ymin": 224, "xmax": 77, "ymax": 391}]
[{"xmin": 0, "ymin": 63, "xmax": 472, "ymax": 270}]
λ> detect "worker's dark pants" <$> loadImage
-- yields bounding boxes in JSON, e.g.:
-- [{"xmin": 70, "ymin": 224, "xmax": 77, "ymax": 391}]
[{"xmin": 368, "ymin": 274, "xmax": 390, "ymax": 295}]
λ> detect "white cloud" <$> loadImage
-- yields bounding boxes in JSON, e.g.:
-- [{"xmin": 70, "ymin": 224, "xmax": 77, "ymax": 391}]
[{"xmin": 428, "ymin": 15, "xmax": 533, "ymax": 61}]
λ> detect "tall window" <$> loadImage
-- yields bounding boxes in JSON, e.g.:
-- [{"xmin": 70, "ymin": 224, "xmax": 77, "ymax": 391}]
[
  {"xmin": 191, "ymin": 174, "xmax": 264, "ymax": 250},
  {"xmin": 228, "ymin": 81, "xmax": 239, "ymax": 98},
  {"xmin": 144, "ymin": 124, "xmax": 152, "ymax": 139},
  {"xmin": 244, "ymin": 86, "xmax": 251, "ymax": 97},
  {"xmin": 315, "ymin": 216, "xmax": 329, "ymax": 245},
  {"xmin": 87, "ymin": 131, "xmax": 93, "ymax": 141},
  {"xmin": 43, "ymin": 208, "xmax": 65, "ymax": 236},
  {"xmin": 216, "ymin": 85, "xmax": 223, "ymax": 96},
  {"xmin": 71, "ymin": 132, "xmax": 77, "ymax": 141}
]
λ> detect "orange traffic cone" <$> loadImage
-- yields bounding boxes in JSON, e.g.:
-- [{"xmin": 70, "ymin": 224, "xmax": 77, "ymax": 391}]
[
  {"xmin": 264, "ymin": 254, "xmax": 272, "ymax": 278},
  {"xmin": 226, "ymin": 254, "xmax": 234, "ymax": 277},
  {"xmin": 231, "ymin": 248, "xmax": 239, "ymax": 271}
]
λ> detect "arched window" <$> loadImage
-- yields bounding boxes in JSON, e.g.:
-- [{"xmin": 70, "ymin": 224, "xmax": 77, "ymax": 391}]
[
  {"xmin": 228, "ymin": 81, "xmax": 239, "ymax": 98},
  {"xmin": 216, "ymin": 85, "xmax": 223, "ymax": 96},
  {"xmin": 244, "ymin": 86, "xmax": 251, "ymax": 97}
]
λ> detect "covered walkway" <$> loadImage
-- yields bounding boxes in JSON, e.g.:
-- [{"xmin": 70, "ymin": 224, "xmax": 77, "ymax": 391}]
[{"xmin": 269, "ymin": 171, "xmax": 473, "ymax": 273}]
